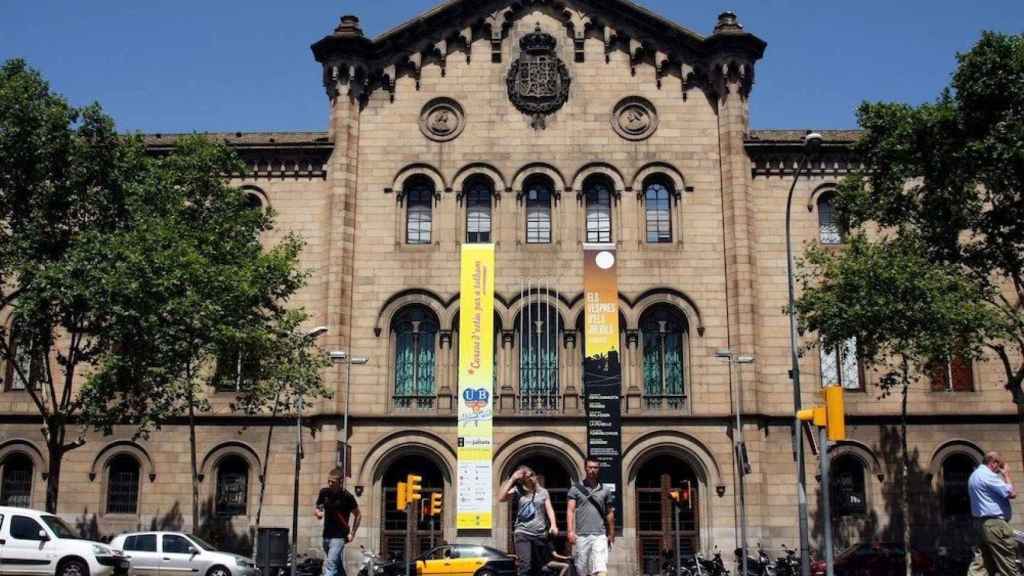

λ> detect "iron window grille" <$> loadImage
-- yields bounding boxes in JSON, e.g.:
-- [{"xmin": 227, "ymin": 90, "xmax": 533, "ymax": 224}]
[
  {"xmin": 1, "ymin": 454, "xmax": 33, "ymax": 507},
  {"xmin": 393, "ymin": 306, "xmax": 438, "ymax": 410},
  {"xmin": 106, "ymin": 455, "xmax": 140, "ymax": 514}
]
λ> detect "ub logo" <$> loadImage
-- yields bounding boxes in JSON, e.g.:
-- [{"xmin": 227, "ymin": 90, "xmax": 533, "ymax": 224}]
[{"xmin": 463, "ymin": 388, "xmax": 490, "ymax": 414}]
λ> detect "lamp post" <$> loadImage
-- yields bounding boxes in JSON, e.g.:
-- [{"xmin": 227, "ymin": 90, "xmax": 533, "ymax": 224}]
[
  {"xmin": 329, "ymin": 350, "xmax": 369, "ymax": 489},
  {"xmin": 293, "ymin": 326, "xmax": 328, "ymax": 576},
  {"xmin": 715, "ymin": 349, "xmax": 755, "ymax": 576},
  {"xmin": 785, "ymin": 132, "xmax": 822, "ymax": 576}
]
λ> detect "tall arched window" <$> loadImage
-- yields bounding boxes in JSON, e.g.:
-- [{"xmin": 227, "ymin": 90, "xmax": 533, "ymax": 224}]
[
  {"xmin": 5, "ymin": 321, "xmax": 39, "ymax": 391},
  {"xmin": 465, "ymin": 177, "xmax": 493, "ymax": 243},
  {"xmin": 517, "ymin": 301, "xmax": 562, "ymax": 413},
  {"xmin": 1, "ymin": 453, "xmax": 33, "ymax": 507},
  {"xmin": 525, "ymin": 176, "xmax": 553, "ymax": 244},
  {"xmin": 405, "ymin": 178, "xmax": 434, "ymax": 245},
  {"xmin": 640, "ymin": 305, "xmax": 687, "ymax": 409},
  {"xmin": 215, "ymin": 455, "xmax": 249, "ymax": 517},
  {"xmin": 820, "ymin": 337, "xmax": 862, "ymax": 390},
  {"xmin": 393, "ymin": 306, "xmax": 439, "ymax": 409},
  {"xmin": 644, "ymin": 177, "xmax": 673, "ymax": 243},
  {"xmin": 831, "ymin": 455, "xmax": 867, "ymax": 517},
  {"xmin": 818, "ymin": 192, "xmax": 843, "ymax": 244},
  {"xmin": 584, "ymin": 177, "xmax": 613, "ymax": 243},
  {"xmin": 106, "ymin": 454, "xmax": 141, "ymax": 514},
  {"xmin": 941, "ymin": 453, "xmax": 975, "ymax": 518}
]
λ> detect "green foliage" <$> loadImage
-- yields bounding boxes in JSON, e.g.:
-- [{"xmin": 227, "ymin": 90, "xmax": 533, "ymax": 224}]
[{"xmin": 808, "ymin": 32, "xmax": 1024, "ymax": 396}]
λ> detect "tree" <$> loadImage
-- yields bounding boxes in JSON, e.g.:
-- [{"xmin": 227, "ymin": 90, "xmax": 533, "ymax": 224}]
[
  {"xmin": 0, "ymin": 59, "xmax": 148, "ymax": 512},
  {"xmin": 830, "ymin": 31, "xmax": 1024, "ymax": 464},
  {"xmin": 795, "ymin": 234, "xmax": 999, "ymax": 575},
  {"xmin": 78, "ymin": 135, "xmax": 330, "ymax": 533}
]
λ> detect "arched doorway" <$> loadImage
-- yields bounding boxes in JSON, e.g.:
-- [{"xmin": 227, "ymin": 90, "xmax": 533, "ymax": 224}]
[
  {"xmin": 635, "ymin": 454, "xmax": 700, "ymax": 576},
  {"xmin": 504, "ymin": 453, "xmax": 575, "ymax": 552},
  {"xmin": 381, "ymin": 454, "xmax": 444, "ymax": 561}
]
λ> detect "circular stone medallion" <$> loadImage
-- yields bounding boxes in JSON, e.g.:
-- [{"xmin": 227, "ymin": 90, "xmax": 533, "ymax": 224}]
[
  {"xmin": 419, "ymin": 97, "xmax": 466, "ymax": 142},
  {"xmin": 611, "ymin": 97, "xmax": 659, "ymax": 141}
]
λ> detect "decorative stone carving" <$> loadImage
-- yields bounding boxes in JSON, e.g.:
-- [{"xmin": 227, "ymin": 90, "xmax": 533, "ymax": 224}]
[
  {"xmin": 611, "ymin": 96, "xmax": 658, "ymax": 141},
  {"xmin": 507, "ymin": 24, "xmax": 571, "ymax": 129},
  {"xmin": 419, "ymin": 97, "xmax": 466, "ymax": 142}
]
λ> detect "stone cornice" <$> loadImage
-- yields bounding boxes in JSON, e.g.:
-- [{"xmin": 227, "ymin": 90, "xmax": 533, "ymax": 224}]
[
  {"xmin": 746, "ymin": 129, "xmax": 864, "ymax": 177},
  {"xmin": 143, "ymin": 132, "xmax": 332, "ymax": 180}
]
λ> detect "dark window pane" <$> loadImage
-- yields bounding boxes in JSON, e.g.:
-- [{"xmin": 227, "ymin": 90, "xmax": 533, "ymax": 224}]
[
  {"xmin": 942, "ymin": 454, "xmax": 975, "ymax": 517},
  {"xmin": 216, "ymin": 456, "xmax": 249, "ymax": 517},
  {"xmin": 10, "ymin": 515, "xmax": 44, "ymax": 540},
  {"xmin": 163, "ymin": 534, "xmax": 192, "ymax": 554},
  {"xmin": 406, "ymin": 182, "xmax": 434, "ymax": 245},
  {"xmin": 127, "ymin": 534, "xmax": 157, "ymax": 552},
  {"xmin": 818, "ymin": 194, "xmax": 842, "ymax": 244},
  {"xmin": 107, "ymin": 455, "xmax": 140, "ymax": 514},
  {"xmin": 831, "ymin": 456, "xmax": 867, "ymax": 516},
  {"xmin": 1, "ymin": 453, "xmax": 32, "ymax": 507},
  {"xmin": 640, "ymin": 305, "xmax": 686, "ymax": 409},
  {"xmin": 465, "ymin": 180, "xmax": 492, "ymax": 244},
  {"xmin": 393, "ymin": 306, "xmax": 439, "ymax": 409},
  {"xmin": 525, "ymin": 180, "xmax": 552, "ymax": 244},
  {"xmin": 644, "ymin": 181, "xmax": 672, "ymax": 243},
  {"xmin": 585, "ymin": 180, "xmax": 612, "ymax": 243}
]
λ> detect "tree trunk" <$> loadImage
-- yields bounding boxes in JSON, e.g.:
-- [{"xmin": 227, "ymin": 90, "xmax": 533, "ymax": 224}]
[
  {"xmin": 45, "ymin": 437, "xmax": 63, "ymax": 514},
  {"xmin": 188, "ymin": 386, "xmax": 200, "ymax": 534},
  {"xmin": 900, "ymin": 363, "xmax": 912, "ymax": 576}
]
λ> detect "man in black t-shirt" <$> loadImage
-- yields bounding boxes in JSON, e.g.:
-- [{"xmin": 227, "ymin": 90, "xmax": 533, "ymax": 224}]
[{"xmin": 315, "ymin": 467, "xmax": 360, "ymax": 576}]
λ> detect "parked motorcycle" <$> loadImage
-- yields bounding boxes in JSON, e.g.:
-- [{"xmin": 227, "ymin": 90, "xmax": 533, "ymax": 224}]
[
  {"xmin": 734, "ymin": 544, "xmax": 774, "ymax": 576},
  {"xmin": 661, "ymin": 548, "xmax": 729, "ymax": 576},
  {"xmin": 356, "ymin": 547, "xmax": 404, "ymax": 576},
  {"xmin": 772, "ymin": 545, "xmax": 800, "ymax": 576}
]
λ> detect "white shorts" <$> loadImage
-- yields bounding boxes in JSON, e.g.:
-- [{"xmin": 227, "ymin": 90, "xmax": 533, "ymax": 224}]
[{"xmin": 574, "ymin": 534, "xmax": 609, "ymax": 576}]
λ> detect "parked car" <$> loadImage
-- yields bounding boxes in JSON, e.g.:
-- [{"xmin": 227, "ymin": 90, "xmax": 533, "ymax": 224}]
[
  {"xmin": 811, "ymin": 542, "xmax": 934, "ymax": 576},
  {"xmin": 0, "ymin": 505, "xmax": 129, "ymax": 576},
  {"xmin": 109, "ymin": 532, "xmax": 259, "ymax": 576}
]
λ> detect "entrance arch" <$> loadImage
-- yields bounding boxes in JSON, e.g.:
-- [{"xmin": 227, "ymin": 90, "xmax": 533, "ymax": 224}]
[
  {"xmin": 501, "ymin": 451, "xmax": 577, "ymax": 552},
  {"xmin": 634, "ymin": 454, "xmax": 701, "ymax": 576},
  {"xmin": 380, "ymin": 454, "xmax": 444, "ymax": 561}
]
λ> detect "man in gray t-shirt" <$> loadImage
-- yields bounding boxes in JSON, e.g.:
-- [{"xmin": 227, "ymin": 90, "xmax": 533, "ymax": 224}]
[
  {"xmin": 499, "ymin": 466, "xmax": 558, "ymax": 576},
  {"xmin": 567, "ymin": 459, "xmax": 615, "ymax": 576}
]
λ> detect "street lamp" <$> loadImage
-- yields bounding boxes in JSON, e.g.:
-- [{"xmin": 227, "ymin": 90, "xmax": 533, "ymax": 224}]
[
  {"xmin": 292, "ymin": 326, "xmax": 327, "ymax": 576},
  {"xmin": 329, "ymin": 350, "xmax": 369, "ymax": 489},
  {"xmin": 785, "ymin": 131, "xmax": 822, "ymax": 576},
  {"xmin": 715, "ymin": 349, "xmax": 755, "ymax": 576}
]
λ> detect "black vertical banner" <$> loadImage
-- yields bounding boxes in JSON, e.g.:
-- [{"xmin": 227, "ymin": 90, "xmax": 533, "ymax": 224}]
[{"xmin": 582, "ymin": 244, "xmax": 623, "ymax": 525}]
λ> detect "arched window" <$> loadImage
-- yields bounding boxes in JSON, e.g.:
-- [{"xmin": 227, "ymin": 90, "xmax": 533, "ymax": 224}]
[
  {"xmin": 405, "ymin": 178, "xmax": 434, "ymax": 245},
  {"xmin": 243, "ymin": 192, "xmax": 264, "ymax": 211},
  {"xmin": 831, "ymin": 455, "xmax": 867, "ymax": 517},
  {"xmin": 524, "ymin": 176, "xmax": 553, "ymax": 244},
  {"xmin": 106, "ymin": 454, "xmax": 141, "ymax": 514},
  {"xmin": 517, "ymin": 301, "xmax": 562, "ymax": 413},
  {"xmin": 820, "ymin": 338, "xmax": 862, "ymax": 390},
  {"xmin": 640, "ymin": 305, "xmax": 687, "ymax": 409},
  {"xmin": 643, "ymin": 177, "xmax": 673, "ymax": 243},
  {"xmin": 941, "ymin": 453, "xmax": 976, "ymax": 518},
  {"xmin": 636, "ymin": 454, "xmax": 700, "ymax": 567},
  {"xmin": 465, "ymin": 177, "xmax": 493, "ymax": 244},
  {"xmin": 215, "ymin": 455, "xmax": 249, "ymax": 517},
  {"xmin": 584, "ymin": 177, "xmax": 613, "ymax": 243},
  {"xmin": 393, "ymin": 306, "xmax": 439, "ymax": 409},
  {"xmin": 5, "ymin": 321, "xmax": 40, "ymax": 391},
  {"xmin": 818, "ymin": 192, "xmax": 843, "ymax": 244},
  {"xmin": 1, "ymin": 453, "xmax": 33, "ymax": 507}
]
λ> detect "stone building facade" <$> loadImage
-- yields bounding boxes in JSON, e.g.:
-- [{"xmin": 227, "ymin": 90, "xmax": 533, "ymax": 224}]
[{"xmin": 0, "ymin": 0, "xmax": 1018, "ymax": 572}]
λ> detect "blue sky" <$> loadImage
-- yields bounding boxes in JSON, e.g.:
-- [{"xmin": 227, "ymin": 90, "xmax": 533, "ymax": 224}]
[{"xmin": 4, "ymin": 1, "xmax": 1022, "ymax": 133}]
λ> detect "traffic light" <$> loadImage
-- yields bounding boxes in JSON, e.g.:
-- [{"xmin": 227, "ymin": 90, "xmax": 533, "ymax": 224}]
[
  {"xmin": 407, "ymin": 474, "xmax": 423, "ymax": 502},
  {"xmin": 430, "ymin": 492, "xmax": 443, "ymax": 516},
  {"xmin": 396, "ymin": 481, "xmax": 408, "ymax": 511},
  {"xmin": 667, "ymin": 482, "xmax": 692, "ymax": 509},
  {"xmin": 797, "ymin": 386, "xmax": 846, "ymax": 441}
]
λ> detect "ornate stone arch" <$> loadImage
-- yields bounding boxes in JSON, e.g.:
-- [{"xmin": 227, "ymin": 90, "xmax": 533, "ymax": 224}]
[
  {"xmin": 0, "ymin": 438, "xmax": 46, "ymax": 475},
  {"xmin": 630, "ymin": 289, "xmax": 706, "ymax": 337},
  {"xmin": 388, "ymin": 163, "xmax": 449, "ymax": 199},
  {"xmin": 572, "ymin": 162, "xmax": 627, "ymax": 196},
  {"xmin": 199, "ymin": 441, "xmax": 262, "ymax": 483},
  {"xmin": 631, "ymin": 162, "xmax": 685, "ymax": 198},
  {"xmin": 623, "ymin": 431, "xmax": 725, "ymax": 553},
  {"xmin": 89, "ymin": 440, "xmax": 156, "ymax": 483},
  {"xmin": 806, "ymin": 181, "xmax": 840, "ymax": 213},
  {"xmin": 827, "ymin": 440, "xmax": 883, "ymax": 481},
  {"xmin": 494, "ymin": 431, "xmax": 586, "ymax": 481},
  {"xmin": 374, "ymin": 290, "xmax": 451, "ymax": 336},
  {"xmin": 927, "ymin": 439, "xmax": 984, "ymax": 481},
  {"xmin": 512, "ymin": 163, "xmax": 568, "ymax": 197},
  {"xmin": 239, "ymin": 184, "xmax": 270, "ymax": 210},
  {"xmin": 452, "ymin": 163, "xmax": 508, "ymax": 196}
]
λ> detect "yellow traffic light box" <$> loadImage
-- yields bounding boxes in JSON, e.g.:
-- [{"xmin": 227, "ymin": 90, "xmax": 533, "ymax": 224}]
[
  {"xmin": 396, "ymin": 481, "xmax": 408, "ymax": 511},
  {"xmin": 407, "ymin": 474, "xmax": 423, "ymax": 502},
  {"xmin": 430, "ymin": 492, "xmax": 443, "ymax": 516},
  {"xmin": 797, "ymin": 386, "xmax": 846, "ymax": 441}
]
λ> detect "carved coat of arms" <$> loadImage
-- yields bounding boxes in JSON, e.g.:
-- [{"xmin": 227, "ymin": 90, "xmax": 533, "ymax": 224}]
[{"xmin": 507, "ymin": 25, "xmax": 571, "ymax": 128}]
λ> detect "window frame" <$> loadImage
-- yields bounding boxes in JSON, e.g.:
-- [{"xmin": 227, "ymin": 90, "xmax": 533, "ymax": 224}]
[
  {"xmin": 819, "ymin": 337, "xmax": 864, "ymax": 391},
  {"xmin": 638, "ymin": 304, "xmax": 689, "ymax": 410},
  {"xmin": 214, "ymin": 455, "xmax": 250, "ymax": 517},
  {"xmin": 161, "ymin": 534, "xmax": 193, "ymax": 554},
  {"xmin": 817, "ymin": 192, "xmax": 844, "ymax": 245},
  {"xmin": 391, "ymin": 306, "xmax": 440, "ymax": 410},
  {"xmin": 584, "ymin": 177, "xmax": 614, "ymax": 244},
  {"xmin": 1, "ymin": 453, "xmax": 34, "ymax": 508},
  {"xmin": 105, "ymin": 454, "xmax": 141, "ymax": 515},
  {"xmin": 4, "ymin": 321, "xmax": 41, "ymax": 392},
  {"xmin": 464, "ymin": 177, "xmax": 494, "ymax": 244},
  {"xmin": 10, "ymin": 515, "xmax": 46, "ymax": 541},
  {"xmin": 524, "ymin": 176, "xmax": 553, "ymax": 245},
  {"xmin": 642, "ymin": 177, "xmax": 674, "ymax": 244},
  {"xmin": 405, "ymin": 178, "xmax": 435, "ymax": 245},
  {"xmin": 928, "ymin": 355, "xmax": 975, "ymax": 392},
  {"xmin": 830, "ymin": 454, "xmax": 868, "ymax": 518}
]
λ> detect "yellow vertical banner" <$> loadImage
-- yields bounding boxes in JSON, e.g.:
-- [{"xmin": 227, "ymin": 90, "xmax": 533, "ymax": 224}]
[{"xmin": 457, "ymin": 244, "xmax": 494, "ymax": 529}]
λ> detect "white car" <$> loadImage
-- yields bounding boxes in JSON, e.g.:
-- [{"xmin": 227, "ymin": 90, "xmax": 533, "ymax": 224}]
[
  {"xmin": 109, "ymin": 532, "xmax": 259, "ymax": 576},
  {"xmin": 0, "ymin": 505, "xmax": 129, "ymax": 576}
]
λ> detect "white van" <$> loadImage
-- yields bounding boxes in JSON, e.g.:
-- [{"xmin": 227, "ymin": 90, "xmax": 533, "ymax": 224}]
[{"xmin": 0, "ymin": 506, "xmax": 129, "ymax": 576}]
